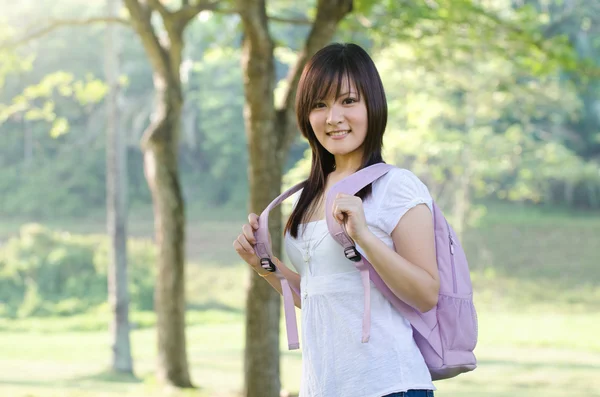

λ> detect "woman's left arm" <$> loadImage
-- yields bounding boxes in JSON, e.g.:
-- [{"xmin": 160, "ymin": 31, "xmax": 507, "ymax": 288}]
[
  {"xmin": 356, "ymin": 203, "xmax": 439, "ymax": 313},
  {"xmin": 333, "ymin": 193, "xmax": 439, "ymax": 313}
]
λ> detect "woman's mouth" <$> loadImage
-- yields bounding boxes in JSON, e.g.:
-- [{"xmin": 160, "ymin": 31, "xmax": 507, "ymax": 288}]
[{"xmin": 327, "ymin": 130, "xmax": 350, "ymax": 139}]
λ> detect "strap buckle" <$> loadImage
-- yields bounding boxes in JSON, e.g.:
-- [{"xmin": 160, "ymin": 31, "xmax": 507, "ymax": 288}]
[
  {"xmin": 260, "ymin": 258, "xmax": 276, "ymax": 272},
  {"xmin": 344, "ymin": 246, "xmax": 362, "ymax": 262}
]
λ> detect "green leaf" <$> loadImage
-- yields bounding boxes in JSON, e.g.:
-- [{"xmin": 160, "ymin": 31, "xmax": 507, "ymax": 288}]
[
  {"xmin": 73, "ymin": 78, "xmax": 108, "ymax": 105},
  {"xmin": 25, "ymin": 101, "xmax": 55, "ymax": 122},
  {"xmin": 49, "ymin": 117, "xmax": 69, "ymax": 138}
]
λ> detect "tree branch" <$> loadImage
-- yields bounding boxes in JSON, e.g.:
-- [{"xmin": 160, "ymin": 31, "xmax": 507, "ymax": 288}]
[
  {"xmin": 277, "ymin": 0, "xmax": 352, "ymax": 154},
  {"xmin": 212, "ymin": 7, "xmax": 312, "ymax": 25},
  {"xmin": 123, "ymin": 0, "xmax": 171, "ymax": 79},
  {"xmin": 211, "ymin": 7, "xmax": 238, "ymax": 16},
  {"xmin": 237, "ymin": 0, "xmax": 272, "ymax": 58},
  {"xmin": 174, "ymin": 0, "xmax": 222, "ymax": 25},
  {"xmin": 1, "ymin": 17, "xmax": 130, "ymax": 49},
  {"xmin": 462, "ymin": 4, "xmax": 549, "ymax": 53},
  {"xmin": 542, "ymin": 0, "xmax": 600, "ymax": 37},
  {"xmin": 268, "ymin": 15, "xmax": 311, "ymax": 25},
  {"xmin": 147, "ymin": 0, "xmax": 173, "ymax": 21},
  {"xmin": 279, "ymin": 0, "xmax": 353, "ymax": 115}
]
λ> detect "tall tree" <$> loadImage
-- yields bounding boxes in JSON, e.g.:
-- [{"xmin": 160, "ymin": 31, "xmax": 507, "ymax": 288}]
[
  {"xmin": 5, "ymin": 0, "xmax": 227, "ymax": 387},
  {"xmin": 236, "ymin": 1, "xmax": 352, "ymax": 396},
  {"xmin": 121, "ymin": 0, "xmax": 222, "ymax": 387},
  {"xmin": 105, "ymin": 0, "xmax": 133, "ymax": 375}
]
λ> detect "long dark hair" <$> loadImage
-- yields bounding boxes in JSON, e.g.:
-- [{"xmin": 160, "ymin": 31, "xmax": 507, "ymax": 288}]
[{"xmin": 285, "ymin": 43, "xmax": 388, "ymax": 238}]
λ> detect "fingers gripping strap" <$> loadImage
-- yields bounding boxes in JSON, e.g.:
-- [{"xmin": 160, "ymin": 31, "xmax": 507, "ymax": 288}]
[
  {"xmin": 254, "ymin": 243, "xmax": 270, "ymax": 263},
  {"xmin": 333, "ymin": 231, "xmax": 354, "ymax": 246},
  {"xmin": 325, "ymin": 163, "xmax": 394, "ymax": 249},
  {"xmin": 280, "ymin": 278, "xmax": 300, "ymax": 350}
]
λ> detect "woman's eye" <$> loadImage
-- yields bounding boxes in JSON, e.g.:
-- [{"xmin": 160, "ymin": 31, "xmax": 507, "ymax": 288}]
[
  {"xmin": 343, "ymin": 97, "xmax": 357, "ymax": 105},
  {"xmin": 313, "ymin": 102, "xmax": 326, "ymax": 109}
]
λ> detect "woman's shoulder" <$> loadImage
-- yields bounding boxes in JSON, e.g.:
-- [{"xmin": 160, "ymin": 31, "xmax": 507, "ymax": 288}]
[
  {"xmin": 371, "ymin": 166, "xmax": 433, "ymax": 233},
  {"xmin": 373, "ymin": 166, "xmax": 430, "ymax": 196}
]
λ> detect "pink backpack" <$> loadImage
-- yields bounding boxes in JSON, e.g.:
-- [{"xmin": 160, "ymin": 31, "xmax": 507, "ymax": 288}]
[{"xmin": 254, "ymin": 163, "xmax": 478, "ymax": 380}]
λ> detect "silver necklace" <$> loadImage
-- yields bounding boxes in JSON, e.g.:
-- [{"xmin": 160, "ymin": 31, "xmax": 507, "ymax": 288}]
[
  {"xmin": 302, "ymin": 221, "xmax": 318, "ymax": 264},
  {"xmin": 302, "ymin": 198, "xmax": 323, "ymax": 264}
]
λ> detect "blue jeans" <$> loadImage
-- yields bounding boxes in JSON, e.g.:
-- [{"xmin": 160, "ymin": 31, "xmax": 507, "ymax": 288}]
[{"xmin": 383, "ymin": 390, "xmax": 434, "ymax": 397}]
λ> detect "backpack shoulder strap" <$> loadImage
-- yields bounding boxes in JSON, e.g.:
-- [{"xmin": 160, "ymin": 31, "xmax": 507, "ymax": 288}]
[
  {"xmin": 324, "ymin": 163, "xmax": 440, "ymax": 348},
  {"xmin": 254, "ymin": 180, "xmax": 305, "ymax": 272},
  {"xmin": 324, "ymin": 163, "xmax": 396, "ymax": 343},
  {"xmin": 253, "ymin": 181, "xmax": 305, "ymax": 350},
  {"xmin": 325, "ymin": 163, "xmax": 395, "ymax": 249}
]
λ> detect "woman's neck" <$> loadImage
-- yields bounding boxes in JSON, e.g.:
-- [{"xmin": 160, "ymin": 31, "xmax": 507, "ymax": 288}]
[{"xmin": 332, "ymin": 152, "xmax": 363, "ymax": 176}]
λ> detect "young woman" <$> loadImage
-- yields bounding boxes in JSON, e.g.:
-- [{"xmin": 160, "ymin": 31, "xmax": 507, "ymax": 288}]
[{"xmin": 233, "ymin": 43, "xmax": 439, "ymax": 397}]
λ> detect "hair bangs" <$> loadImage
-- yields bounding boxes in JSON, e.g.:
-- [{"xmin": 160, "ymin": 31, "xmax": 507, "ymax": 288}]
[{"xmin": 302, "ymin": 61, "xmax": 363, "ymax": 116}]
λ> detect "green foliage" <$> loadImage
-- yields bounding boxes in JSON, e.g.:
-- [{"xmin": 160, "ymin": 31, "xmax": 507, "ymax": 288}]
[
  {"xmin": 0, "ymin": 8, "xmax": 254, "ymax": 217},
  {"xmin": 376, "ymin": 41, "xmax": 600, "ymax": 211},
  {"xmin": 0, "ymin": 224, "xmax": 156, "ymax": 318},
  {"xmin": 0, "ymin": 148, "xmax": 107, "ymax": 216},
  {"xmin": 0, "ymin": 0, "xmax": 598, "ymax": 219},
  {"xmin": 180, "ymin": 45, "xmax": 249, "ymax": 208},
  {"xmin": 356, "ymin": 0, "xmax": 600, "ymax": 161},
  {"xmin": 0, "ymin": 21, "xmax": 34, "ymax": 88},
  {"xmin": 0, "ymin": 71, "xmax": 107, "ymax": 137}
]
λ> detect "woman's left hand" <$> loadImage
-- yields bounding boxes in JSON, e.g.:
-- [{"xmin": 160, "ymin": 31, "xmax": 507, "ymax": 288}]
[{"xmin": 332, "ymin": 193, "xmax": 371, "ymax": 244}]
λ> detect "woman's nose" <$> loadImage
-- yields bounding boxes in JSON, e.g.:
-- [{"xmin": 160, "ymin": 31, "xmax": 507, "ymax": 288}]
[{"xmin": 327, "ymin": 105, "xmax": 343, "ymax": 125}]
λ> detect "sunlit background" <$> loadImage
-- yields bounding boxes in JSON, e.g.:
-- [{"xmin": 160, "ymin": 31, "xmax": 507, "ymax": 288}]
[{"xmin": 1, "ymin": 0, "xmax": 599, "ymax": 396}]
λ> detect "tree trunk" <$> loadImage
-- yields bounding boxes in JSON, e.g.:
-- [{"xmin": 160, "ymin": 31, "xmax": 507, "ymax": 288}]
[
  {"xmin": 238, "ymin": 1, "xmax": 353, "ymax": 396},
  {"xmin": 124, "ymin": 0, "xmax": 219, "ymax": 388},
  {"xmin": 588, "ymin": 183, "xmax": 599, "ymax": 209},
  {"xmin": 105, "ymin": 0, "xmax": 133, "ymax": 375},
  {"xmin": 564, "ymin": 181, "xmax": 575, "ymax": 206},
  {"xmin": 122, "ymin": 0, "xmax": 216, "ymax": 387},
  {"xmin": 142, "ymin": 72, "xmax": 192, "ymax": 388},
  {"xmin": 238, "ymin": 3, "xmax": 282, "ymax": 396}
]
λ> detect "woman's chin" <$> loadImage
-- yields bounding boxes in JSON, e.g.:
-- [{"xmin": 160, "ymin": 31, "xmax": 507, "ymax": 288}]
[{"xmin": 326, "ymin": 148, "xmax": 360, "ymax": 157}]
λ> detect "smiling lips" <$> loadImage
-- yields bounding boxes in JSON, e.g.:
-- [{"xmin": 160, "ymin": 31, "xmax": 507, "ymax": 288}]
[{"xmin": 327, "ymin": 129, "xmax": 351, "ymax": 138}]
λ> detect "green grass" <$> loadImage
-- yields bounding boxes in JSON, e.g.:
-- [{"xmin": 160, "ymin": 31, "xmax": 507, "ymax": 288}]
[
  {"xmin": 1, "ymin": 201, "xmax": 599, "ymax": 396},
  {"xmin": 1, "ymin": 308, "xmax": 599, "ymax": 396}
]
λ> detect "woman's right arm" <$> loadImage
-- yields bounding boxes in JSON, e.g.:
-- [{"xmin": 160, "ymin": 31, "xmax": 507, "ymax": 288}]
[{"xmin": 233, "ymin": 213, "xmax": 302, "ymax": 309}]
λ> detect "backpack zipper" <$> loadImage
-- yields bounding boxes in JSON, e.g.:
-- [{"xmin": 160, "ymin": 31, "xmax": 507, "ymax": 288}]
[{"xmin": 444, "ymin": 219, "xmax": 458, "ymax": 294}]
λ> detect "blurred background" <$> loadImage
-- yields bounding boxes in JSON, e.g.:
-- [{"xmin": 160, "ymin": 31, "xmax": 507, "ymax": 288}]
[{"xmin": 0, "ymin": 0, "xmax": 599, "ymax": 396}]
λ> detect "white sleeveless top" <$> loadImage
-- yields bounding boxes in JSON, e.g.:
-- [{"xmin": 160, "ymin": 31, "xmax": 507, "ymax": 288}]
[{"xmin": 284, "ymin": 168, "xmax": 436, "ymax": 397}]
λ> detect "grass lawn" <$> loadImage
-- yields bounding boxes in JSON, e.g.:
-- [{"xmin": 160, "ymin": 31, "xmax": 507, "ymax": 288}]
[
  {"xmin": 0, "ymin": 201, "xmax": 599, "ymax": 396},
  {"xmin": 1, "ymin": 307, "xmax": 599, "ymax": 396}
]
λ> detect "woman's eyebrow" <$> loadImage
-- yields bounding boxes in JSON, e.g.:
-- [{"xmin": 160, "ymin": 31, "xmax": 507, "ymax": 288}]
[
  {"xmin": 314, "ymin": 90, "xmax": 357, "ymax": 101},
  {"xmin": 335, "ymin": 91, "xmax": 357, "ymax": 98}
]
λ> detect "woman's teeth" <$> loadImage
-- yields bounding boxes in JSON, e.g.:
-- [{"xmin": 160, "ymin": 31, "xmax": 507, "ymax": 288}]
[{"xmin": 329, "ymin": 130, "xmax": 350, "ymax": 136}]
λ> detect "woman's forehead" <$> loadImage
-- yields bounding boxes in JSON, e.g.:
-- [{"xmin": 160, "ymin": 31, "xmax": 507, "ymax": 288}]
[{"xmin": 316, "ymin": 73, "xmax": 358, "ymax": 99}]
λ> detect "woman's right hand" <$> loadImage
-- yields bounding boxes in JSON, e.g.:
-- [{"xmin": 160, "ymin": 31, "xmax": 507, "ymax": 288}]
[{"xmin": 233, "ymin": 213, "xmax": 265, "ymax": 273}]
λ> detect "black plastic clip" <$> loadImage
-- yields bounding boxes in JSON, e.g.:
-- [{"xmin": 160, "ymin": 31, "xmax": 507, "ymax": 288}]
[
  {"xmin": 260, "ymin": 258, "xmax": 277, "ymax": 272},
  {"xmin": 344, "ymin": 247, "xmax": 362, "ymax": 262}
]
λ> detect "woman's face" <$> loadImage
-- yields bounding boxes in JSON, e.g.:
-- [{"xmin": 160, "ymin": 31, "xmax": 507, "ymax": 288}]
[{"xmin": 308, "ymin": 78, "xmax": 368, "ymax": 159}]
